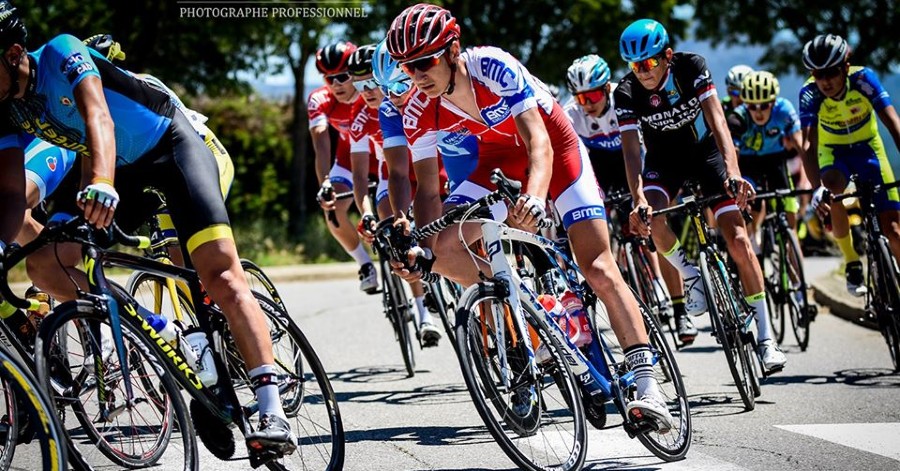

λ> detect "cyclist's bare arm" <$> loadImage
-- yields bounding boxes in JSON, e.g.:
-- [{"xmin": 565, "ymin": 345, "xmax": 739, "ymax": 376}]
[
  {"xmin": 801, "ymin": 126, "xmax": 821, "ymax": 188},
  {"xmin": 622, "ymin": 129, "xmax": 645, "ymax": 205},
  {"xmin": 0, "ymin": 147, "xmax": 25, "ymax": 243},
  {"xmin": 877, "ymin": 105, "xmax": 900, "ymax": 156},
  {"xmin": 409, "ymin": 158, "xmax": 442, "ymax": 250},
  {"xmin": 310, "ymin": 124, "xmax": 332, "ymax": 184},
  {"xmin": 700, "ymin": 96, "xmax": 741, "ymax": 179},
  {"xmin": 75, "ymin": 74, "xmax": 117, "ymax": 227},
  {"xmin": 384, "ymin": 145, "xmax": 412, "ymax": 217},
  {"xmin": 350, "ymin": 150, "xmax": 372, "ymax": 216}
]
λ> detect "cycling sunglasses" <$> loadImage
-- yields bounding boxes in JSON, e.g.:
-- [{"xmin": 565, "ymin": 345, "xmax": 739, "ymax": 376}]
[
  {"xmin": 574, "ymin": 88, "xmax": 606, "ymax": 106},
  {"xmin": 325, "ymin": 72, "xmax": 352, "ymax": 85},
  {"xmin": 353, "ymin": 78, "xmax": 380, "ymax": 93},
  {"xmin": 382, "ymin": 78, "xmax": 412, "ymax": 97},
  {"xmin": 629, "ymin": 54, "xmax": 663, "ymax": 73},
  {"xmin": 812, "ymin": 65, "xmax": 843, "ymax": 80},
  {"xmin": 400, "ymin": 48, "xmax": 447, "ymax": 75},
  {"xmin": 747, "ymin": 101, "xmax": 773, "ymax": 112}
]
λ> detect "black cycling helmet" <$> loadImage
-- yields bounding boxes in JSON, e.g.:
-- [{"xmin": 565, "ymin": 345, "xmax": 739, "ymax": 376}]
[
  {"xmin": 802, "ymin": 34, "xmax": 849, "ymax": 70},
  {"xmin": 347, "ymin": 44, "xmax": 376, "ymax": 77},
  {"xmin": 315, "ymin": 41, "xmax": 357, "ymax": 75},
  {"xmin": 0, "ymin": 1, "xmax": 26, "ymax": 51}
]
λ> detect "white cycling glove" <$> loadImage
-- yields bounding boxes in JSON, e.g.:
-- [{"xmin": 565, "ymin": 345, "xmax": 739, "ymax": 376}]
[
  {"xmin": 520, "ymin": 194, "xmax": 547, "ymax": 220},
  {"xmin": 316, "ymin": 180, "xmax": 334, "ymax": 203},
  {"xmin": 77, "ymin": 182, "xmax": 120, "ymax": 209},
  {"xmin": 811, "ymin": 186, "xmax": 827, "ymax": 211}
]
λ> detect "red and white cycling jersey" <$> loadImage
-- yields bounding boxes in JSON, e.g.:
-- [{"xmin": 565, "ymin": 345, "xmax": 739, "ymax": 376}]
[
  {"xmin": 349, "ymin": 99, "xmax": 384, "ymax": 177},
  {"xmin": 401, "ymin": 46, "xmax": 605, "ymax": 229},
  {"xmin": 308, "ymin": 86, "xmax": 365, "ymax": 174}
]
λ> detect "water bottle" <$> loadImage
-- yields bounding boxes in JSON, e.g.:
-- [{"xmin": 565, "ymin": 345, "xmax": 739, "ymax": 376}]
[
  {"xmin": 538, "ymin": 294, "xmax": 580, "ymax": 345},
  {"xmin": 184, "ymin": 328, "xmax": 219, "ymax": 387},
  {"xmin": 146, "ymin": 314, "xmax": 201, "ymax": 371},
  {"xmin": 561, "ymin": 291, "xmax": 592, "ymax": 347}
]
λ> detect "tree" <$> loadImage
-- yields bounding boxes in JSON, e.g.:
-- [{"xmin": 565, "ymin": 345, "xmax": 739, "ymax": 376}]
[
  {"xmin": 344, "ymin": 0, "xmax": 688, "ymax": 87},
  {"xmin": 692, "ymin": 0, "xmax": 900, "ymax": 74}
]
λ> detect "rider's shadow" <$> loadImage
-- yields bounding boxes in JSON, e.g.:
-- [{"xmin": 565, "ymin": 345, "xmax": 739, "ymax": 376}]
[
  {"xmin": 344, "ymin": 424, "xmax": 504, "ymax": 449},
  {"xmin": 764, "ymin": 368, "xmax": 900, "ymax": 388},
  {"xmin": 687, "ymin": 392, "xmax": 765, "ymax": 417}
]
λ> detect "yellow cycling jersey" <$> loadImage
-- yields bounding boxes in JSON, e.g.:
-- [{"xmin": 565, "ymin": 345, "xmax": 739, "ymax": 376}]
[{"xmin": 798, "ymin": 66, "xmax": 892, "ymax": 146}]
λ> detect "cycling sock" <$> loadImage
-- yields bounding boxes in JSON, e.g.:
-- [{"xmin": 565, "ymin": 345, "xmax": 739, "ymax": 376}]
[
  {"xmin": 834, "ymin": 233, "xmax": 860, "ymax": 263},
  {"xmin": 348, "ymin": 243, "xmax": 372, "ymax": 266},
  {"xmin": 249, "ymin": 364, "xmax": 285, "ymax": 419},
  {"xmin": 671, "ymin": 297, "xmax": 686, "ymax": 320},
  {"xmin": 745, "ymin": 292, "xmax": 772, "ymax": 342},
  {"xmin": 624, "ymin": 344, "xmax": 660, "ymax": 398},
  {"xmin": 661, "ymin": 240, "xmax": 700, "ymax": 279},
  {"xmin": 414, "ymin": 296, "xmax": 430, "ymax": 324}
]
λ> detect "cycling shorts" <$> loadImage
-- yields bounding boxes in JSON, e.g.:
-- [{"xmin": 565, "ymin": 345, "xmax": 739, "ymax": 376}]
[
  {"xmin": 739, "ymin": 151, "xmax": 798, "ymax": 214},
  {"xmin": 820, "ymin": 136, "xmax": 900, "ymax": 211}
]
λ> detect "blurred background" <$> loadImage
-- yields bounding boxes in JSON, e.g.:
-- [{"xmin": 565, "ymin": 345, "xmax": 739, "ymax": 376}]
[{"xmin": 14, "ymin": 0, "xmax": 900, "ymax": 263}]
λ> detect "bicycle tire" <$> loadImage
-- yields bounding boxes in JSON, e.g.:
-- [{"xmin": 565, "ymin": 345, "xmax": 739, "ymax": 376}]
[
  {"xmin": 427, "ymin": 278, "xmax": 460, "ymax": 356},
  {"xmin": 632, "ymin": 296, "xmax": 692, "ymax": 461},
  {"xmin": 241, "ymin": 259, "xmax": 288, "ymax": 313},
  {"xmin": 127, "ymin": 271, "xmax": 199, "ymax": 327},
  {"xmin": 700, "ymin": 250, "xmax": 756, "ymax": 411},
  {"xmin": 454, "ymin": 292, "xmax": 586, "ymax": 471},
  {"xmin": 34, "ymin": 300, "xmax": 198, "ymax": 471},
  {"xmin": 781, "ymin": 229, "xmax": 811, "ymax": 351},
  {"xmin": 0, "ymin": 348, "xmax": 68, "ymax": 471},
  {"xmin": 380, "ymin": 259, "xmax": 416, "ymax": 377},
  {"xmin": 761, "ymin": 223, "xmax": 786, "ymax": 344},
  {"xmin": 872, "ymin": 237, "xmax": 900, "ymax": 371},
  {"xmin": 627, "ymin": 244, "xmax": 680, "ymax": 350}
]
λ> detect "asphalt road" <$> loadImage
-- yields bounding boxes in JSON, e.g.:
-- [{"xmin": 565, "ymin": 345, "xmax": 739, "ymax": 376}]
[{"xmin": 10, "ymin": 256, "xmax": 900, "ymax": 470}]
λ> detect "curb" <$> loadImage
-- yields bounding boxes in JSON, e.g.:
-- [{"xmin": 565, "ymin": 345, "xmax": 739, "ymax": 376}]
[{"xmin": 810, "ymin": 273, "xmax": 876, "ymax": 330}]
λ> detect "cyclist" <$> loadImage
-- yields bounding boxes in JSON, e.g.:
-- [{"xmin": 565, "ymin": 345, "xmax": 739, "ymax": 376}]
[
  {"xmin": 348, "ymin": 43, "xmax": 442, "ymax": 346},
  {"xmin": 387, "ymin": 3, "xmax": 675, "ymax": 430},
  {"xmin": 730, "ymin": 71, "xmax": 810, "ymax": 233},
  {"xmin": 722, "ymin": 64, "xmax": 753, "ymax": 116},
  {"xmin": 800, "ymin": 34, "xmax": 900, "ymax": 296},
  {"xmin": 310, "ymin": 41, "xmax": 380, "ymax": 293},
  {"xmin": 563, "ymin": 54, "xmax": 696, "ymax": 344},
  {"xmin": 0, "ymin": 2, "xmax": 295, "ymax": 455},
  {"xmin": 616, "ymin": 19, "xmax": 786, "ymax": 373}
]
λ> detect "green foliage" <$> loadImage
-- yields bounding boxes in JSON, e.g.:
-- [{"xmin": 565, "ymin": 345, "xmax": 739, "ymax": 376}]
[
  {"xmin": 692, "ymin": 0, "xmax": 900, "ymax": 74},
  {"xmin": 344, "ymin": 0, "xmax": 688, "ymax": 87}
]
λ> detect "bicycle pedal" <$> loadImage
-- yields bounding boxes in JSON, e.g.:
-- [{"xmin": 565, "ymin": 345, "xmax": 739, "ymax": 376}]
[{"xmin": 248, "ymin": 447, "xmax": 283, "ymax": 469}]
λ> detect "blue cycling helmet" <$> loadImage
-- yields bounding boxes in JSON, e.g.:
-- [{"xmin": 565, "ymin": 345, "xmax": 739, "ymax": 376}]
[
  {"xmin": 373, "ymin": 39, "xmax": 412, "ymax": 96},
  {"xmin": 566, "ymin": 55, "xmax": 611, "ymax": 93},
  {"xmin": 619, "ymin": 19, "xmax": 669, "ymax": 62}
]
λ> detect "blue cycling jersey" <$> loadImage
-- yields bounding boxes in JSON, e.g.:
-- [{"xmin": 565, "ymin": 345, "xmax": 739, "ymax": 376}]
[
  {"xmin": 733, "ymin": 97, "xmax": 800, "ymax": 157},
  {"xmin": 0, "ymin": 34, "xmax": 174, "ymax": 165},
  {"xmin": 23, "ymin": 136, "xmax": 76, "ymax": 202},
  {"xmin": 379, "ymin": 97, "xmax": 478, "ymax": 191}
]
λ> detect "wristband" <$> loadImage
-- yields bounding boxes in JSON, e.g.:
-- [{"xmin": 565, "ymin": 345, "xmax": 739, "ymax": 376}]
[{"xmin": 91, "ymin": 177, "xmax": 115, "ymax": 186}]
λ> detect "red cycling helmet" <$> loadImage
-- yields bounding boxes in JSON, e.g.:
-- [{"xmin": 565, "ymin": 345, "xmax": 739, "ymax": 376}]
[
  {"xmin": 316, "ymin": 41, "xmax": 357, "ymax": 75},
  {"xmin": 386, "ymin": 3, "xmax": 460, "ymax": 63}
]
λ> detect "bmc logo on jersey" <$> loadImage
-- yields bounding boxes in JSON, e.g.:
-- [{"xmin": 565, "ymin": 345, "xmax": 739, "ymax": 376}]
[
  {"xmin": 482, "ymin": 101, "xmax": 510, "ymax": 125},
  {"xmin": 403, "ymin": 93, "xmax": 430, "ymax": 129},
  {"xmin": 480, "ymin": 57, "xmax": 517, "ymax": 93}
]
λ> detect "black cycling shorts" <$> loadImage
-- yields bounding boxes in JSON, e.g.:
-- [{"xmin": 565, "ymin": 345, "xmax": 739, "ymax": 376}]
[{"xmin": 643, "ymin": 136, "xmax": 729, "ymax": 204}]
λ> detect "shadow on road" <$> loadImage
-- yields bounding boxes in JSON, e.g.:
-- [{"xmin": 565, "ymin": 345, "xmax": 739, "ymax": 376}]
[
  {"xmin": 687, "ymin": 392, "xmax": 754, "ymax": 417},
  {"xmin": 343, "ymin": 424, "xmax": 503, "ymax": 449},
  {"xmin": 333, "ymin": 380, "xmax": 470, "ymax": 407},
  {"xmin": 762, "ymin": 368, "xmax": 900, "ymax": 388}
]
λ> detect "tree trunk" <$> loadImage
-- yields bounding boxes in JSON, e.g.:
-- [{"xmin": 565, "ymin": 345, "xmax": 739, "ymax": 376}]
[{"xmin": 288, "ymin": 58, "xmax": 309, "ymax": 235}]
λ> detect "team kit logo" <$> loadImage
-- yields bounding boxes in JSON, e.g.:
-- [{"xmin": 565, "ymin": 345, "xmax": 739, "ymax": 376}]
[{"xmin": 650, "ymin": 94, "xmax": 662, "ymax": 107}]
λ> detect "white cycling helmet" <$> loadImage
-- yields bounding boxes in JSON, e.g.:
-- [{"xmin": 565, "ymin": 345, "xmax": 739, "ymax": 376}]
[
  {"xmin": 726, "ymin": 64, "xmax": 754, "ymax": 90},
  {"xmin": 566, "ymin": 55, "xmax": 610, "ymax": 93}
]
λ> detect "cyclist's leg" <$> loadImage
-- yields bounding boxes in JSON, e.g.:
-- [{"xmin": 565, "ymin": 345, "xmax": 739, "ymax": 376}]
[
  {"xmin": 864, "ymin": 137, "xmax": 900, "ymax": 262},
  {"xmin": 153, "ymin": 112, "xmax": 293, "ymax": 449},
  {"xmin": 551, "ymin": 135, "xmax": 673, "ymax": 429},
  {"xmin": 820, "ymin": 146, "xmax": 857, "ymax": 263}
]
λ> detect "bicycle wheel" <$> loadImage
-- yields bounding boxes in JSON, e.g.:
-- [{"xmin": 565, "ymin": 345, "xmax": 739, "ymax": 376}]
[
  {"xmin": 0, "ymin": 348, "xmax": 67, "ymax": 471},
  {"xmin": 426, "ymin": 278, "xmax": 460, "ymax": 356},
  {"xmin": 632, "ymin": 296, "xmax": 692, "ymax": 461},
  {"xmin": 127, "ymin": 270, "xmax": 199, "ymax": 327},
  {"xmin": 872, "ymin": 237, "xmax": 900, "ymax": 371},
  {"xmin": 34, "ymin": 300, "xmax": 198, "ymax": 470},
  {"xmin": 217, "ymin": 295, "xmax": 345, "ymax": 471},
  {"xmin": 380, "ymin": 259, "xmax": 416, "ymax": 377},
  {"xmin": 242, "ymin": 259, "xmax": 288, "ymax": 312},
  {"xmin": 761, "ymin": 224, "xmax": 786, "ymax": 344},
  {"xmin": 455, "ymin": 292, "xmax": 586, "ymax": 471},
  {"xmin": 700, "ymin": 250, "xmax": 756, "ymax": 411},
  {"xmin": 781, "ymin": 229, "xmax": 811, "ymax": 351},
  {"xmin": 627, "ymin": 244, "xmax": 679, "ymax": 348}
]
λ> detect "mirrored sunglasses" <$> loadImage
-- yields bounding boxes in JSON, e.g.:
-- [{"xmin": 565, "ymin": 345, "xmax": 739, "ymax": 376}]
[
  {"xmin": 574, "ymin": 88, "xmax": 606, "ymax": 105},
  {"xmin": 325, "ymin": 72, "xmax": 351, "ymax": 85},
  {"xmin": 353, "ymin": 78, "xmax": 380, "ymax": 92}
]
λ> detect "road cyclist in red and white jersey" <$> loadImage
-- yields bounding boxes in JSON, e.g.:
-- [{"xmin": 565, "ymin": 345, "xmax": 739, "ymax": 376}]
[
  {"xmin": 386, "ymin": 3, "xmax": 676, "ymax": 430},
  {"xmin": 309, "ymin": 41, "xmax": 379, "ymax": 293},
  {"xmin": 616, "ymin": 19, "xmax": 786, "ymax": 373},
  {"xmin": 564, "ymin": 54, "xmax": 699, "ymax": 345},
  {"xmin": 347, "ymin": 43, "xmax": 442, "ymax": 346}
]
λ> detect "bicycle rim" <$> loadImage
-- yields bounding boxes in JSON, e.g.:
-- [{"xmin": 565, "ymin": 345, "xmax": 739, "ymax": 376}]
[
  {"xmin": 429, "ymin": 279, "xmax": 460, "ymax": 356},
  {"xmin": 242, "ymin": 259, "xmax": 288, "ymax": 313},
  {"xmin": 782, "ymin": 231, "xmax": 810, "ymax": 350},
  {"xmin": 455, "ymin": 296, "xmax": 586, "ymax": 471},
  {"xmin": 633, "ymin": 298, "xmax": 692, "ymax": 461},
  {"xmin": 873, "ymin": 238, "xmax": 900, "ymax": 371},
  {"xmin": 761, "ymin": 225, "xmax": 785, "ymax": 344},
  {"xmin": 701, "ymin": 251, "xmax": 755, "ymax": 411},
  {"xmin": 35, "ymin": 301, "xmax": 197, "ymax": 470},
  {"xmin": 0, "ymin": 349, "xmax": 68, "ymax": 471},
  {"xmin": 384, "ymin": 266, "xmax": 416, "ymax": 377}
]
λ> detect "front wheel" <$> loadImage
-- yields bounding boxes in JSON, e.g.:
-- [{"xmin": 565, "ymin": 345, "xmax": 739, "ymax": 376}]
[
  {"xmin": 871, "ymin": 237, "xmax": 900, "ymax": 371},
  {"xmin": 455, "ymin": 292, "xmax": 586, "ymax": 471},
  {"xmin": 701, "ymin": 251, "xmax": 756, "ymax": 411},
  {"xmin": 380, "ymin": 260, "xmax": 416, "ymax": 377}
]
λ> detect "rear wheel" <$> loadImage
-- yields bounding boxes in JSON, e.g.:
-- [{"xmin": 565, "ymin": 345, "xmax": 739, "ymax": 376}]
[
  {"xmin": 781, "ymin": 229, "xmax": 811, "ymax": 350},
  {"xmin": 872, "ymin": 238, "xmax": 900, "ymax": 371},
  {"xmin": 381, "ymin": 260, "xmax": 416, "ymax": 377},
  {"xmin": 761, "ymin": 224, "xmax": 786, "ymax": 345}
]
